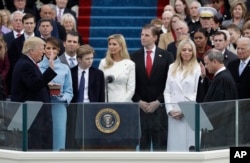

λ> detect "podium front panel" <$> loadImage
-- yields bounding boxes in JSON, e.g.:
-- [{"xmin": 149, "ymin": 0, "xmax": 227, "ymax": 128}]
[{"xmin": 75, "ymin": 103, "xmax": 140, "ymax": 149}]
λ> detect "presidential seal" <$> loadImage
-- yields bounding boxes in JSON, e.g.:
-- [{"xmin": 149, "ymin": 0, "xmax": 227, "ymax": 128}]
[{"xmin": 95, "ymin": 108, "xmax": 120, "ymax": 134}]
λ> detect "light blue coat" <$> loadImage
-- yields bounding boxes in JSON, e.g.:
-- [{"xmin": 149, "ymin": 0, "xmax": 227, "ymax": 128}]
[{"xmin": 39, "ymin": 56, "xmax": 73, "ymax": 151}]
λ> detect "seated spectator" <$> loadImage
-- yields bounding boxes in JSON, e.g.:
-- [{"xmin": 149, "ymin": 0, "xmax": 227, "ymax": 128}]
[
  {"xmin": 174, "ymin": 0, "xmax": 190, "ymax": 23},
  {"xmin": 61, "ymin": 13, "xmax": 83, "ymax": 45},
  {"xmin": 212, "ymin": 0, "xmax": 231, "ymax": 20},
  {"xmin": 188, "ymin": 1, "xmax": 202, "ymax": 39},
  {"xmin": 0, "ymin": 11, "xmax": 11, "ymax": 35},
  {"xmin": 163, "ymin": 4, "xmax": 175, "ymax": 14},
  {"xmin": 0, "ymin": 38, "xmax": 9, "ymax": 98},
  {"xmin": 222, "ymin": 1, "xmax": 247, "ymax": 30},
  {"xmin": 150, "ymin": 17, "xmax": 163, "ymax": 45},
  {"xmin": 242, "ymin": 23, "xmax": 250, "ymax": 38},
  {"xmin": 227, "ymin": 24, "xmax": 241, "ymax": 54},
  {"xmin": 10, "ymin": 0, "xmax": 38, "ymax": 18},
  {"xmin": 158, "ymin": 13, "xmax": 183, "ymax": 50},
  {"xmin": 0, "ymin": 9, "xmax": 12, "ymax": 30}
]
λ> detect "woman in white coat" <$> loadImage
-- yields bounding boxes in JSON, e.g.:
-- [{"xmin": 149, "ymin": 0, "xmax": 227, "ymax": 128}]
[
  {"xmin": 164, "ymin": 39, "xmax": 201, "ymax": 151},
  {"xmin": 99, "ymin": 34, "xmax": 135, "ymax": 102}
]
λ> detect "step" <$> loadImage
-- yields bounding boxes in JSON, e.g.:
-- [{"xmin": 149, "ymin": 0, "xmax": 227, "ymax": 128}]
[
  {"xmin": 91, "ymin": 0, "xmax": 158, "ymax": 6},
  {"xmin": 79, "ymin": 6, "xmax": 157, "ymax": 16},
  {"xmin": 78, "ymin": 16, "xmax": 155, "ymax": 27}
]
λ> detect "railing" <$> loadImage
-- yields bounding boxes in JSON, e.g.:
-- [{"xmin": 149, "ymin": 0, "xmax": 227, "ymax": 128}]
[{"xmin": 0, "ymin": 99, "xmax": 249, "ymax": 152}]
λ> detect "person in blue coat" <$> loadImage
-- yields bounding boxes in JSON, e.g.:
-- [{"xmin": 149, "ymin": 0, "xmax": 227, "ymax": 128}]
[{"xmin": 39, "ymin": 36, "xmax": 73, "ymax": 151}]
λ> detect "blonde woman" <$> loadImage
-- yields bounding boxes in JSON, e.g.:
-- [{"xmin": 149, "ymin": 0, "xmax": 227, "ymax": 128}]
[
  {"xmin": 0, "ymin": 9, "xmax": 12, "ymax": 30},
  {"xmin": 61, "ymin": 13, "xmax": 83, "ymax": 45},
  {"xmin": 164, "ymin": 39, "xmax": 201, "ymax": 151},
  {"xmin": 98, "ymin": 34, "xmax": 135, "ymax": 102},
  {"xmin": 0, "ymin": 11, "xmax": 11, "ymax": 35}
]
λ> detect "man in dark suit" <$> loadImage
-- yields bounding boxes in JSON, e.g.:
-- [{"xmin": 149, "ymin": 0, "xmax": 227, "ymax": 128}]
[
  {"xmin": 11, "ymin": 37, "xmax": 57, "ymax": 150},
  {"xmin": 54, "ymin": 0, "xmax": 76, "ymax": 23},
  {"xmin": 130, "ymin": 24, "xmax": 173, "ymax": 151},
  {"xmin": 37, "ymin": 4, "xmax": 66, "ymax": 41},
  {"xmin": 68, "ymin": 44, "xmax": 105, "ymax": 149},
  {"xmin": 197, "ymin": 49, "xmax": 237, "ymax": 149},
  {"xmin": 213, "ymin": 31, "xmax": 238, "ymax": 67},
  {"xmin": 3, "ymin": 11, "xmax": 24, "ymax": 50},
  {"xmin": 9, "ymin": 0, "xmax": 38, "ymax": 17},
  {"xmin": 59, "ymin": 31, "xmax": 80, "ymax": 68},
  {"xmin": 58, "ymin": 31, "xmax": 79, "ymax": 149},
  {"xmin": 4, "ymin": 11, "xmax": 24, "ymax": 96},
  {"xmin": 228, "ymin": 37, "xmax": 250, "ymax": 145},
  {"xmin": 8, "ymin": 13, "xmax": 37, "ymax": 97}
]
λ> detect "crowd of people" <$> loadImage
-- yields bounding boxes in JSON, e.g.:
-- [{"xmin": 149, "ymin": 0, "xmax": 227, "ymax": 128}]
[{"xmin": 0, "ymin": 0, "xmax": 250, "ymax": 152}]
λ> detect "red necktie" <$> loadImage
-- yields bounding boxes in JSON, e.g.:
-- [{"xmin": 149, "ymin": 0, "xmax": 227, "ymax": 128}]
[
  {"xmin": 146, "ymin": 50, "xmax": 152, "ymax": 77},
  {"xmin": 16, "ymin": 33, "xmax": 21, "ymax": 37}
]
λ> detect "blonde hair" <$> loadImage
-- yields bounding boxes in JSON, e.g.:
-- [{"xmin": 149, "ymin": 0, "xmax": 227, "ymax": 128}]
[
  {"xmin": 171, "ymin": 39, "xmax": 199, "ymax": 78},
  {"xmin": 61, "ymin": 13, "xmax": 77, "ymax": 32},
  {"xmin": 0, "ymin": 38, "xmax": 7, "ymax": 60},
  {"xmin": 77, "ymin": 44, "xmax": 95, "ymax": 58},
  {"xmin": 104, "ymin": 34, "xmax": 130, "ymax": 69},
  {"xmin": 22, "ymin": 36, "xmax": 45, "ymax": 55},
  {"xmin": 0, "ymin": 9, "xmax": 12, "ymax": 29}
]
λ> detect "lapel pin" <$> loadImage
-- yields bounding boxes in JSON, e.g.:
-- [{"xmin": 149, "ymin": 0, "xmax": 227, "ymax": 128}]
[{"xmin": 159, "ymin": 54, "xmax": 162, "ymax": 57}]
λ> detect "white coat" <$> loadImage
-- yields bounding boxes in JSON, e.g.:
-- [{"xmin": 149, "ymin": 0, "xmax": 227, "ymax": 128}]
[
  {"xmin": 99, "ymin": 59, "xmax": 135, "ymax": 102},
  {"xmin": 164, "ymin": 63, "xmax": 201, "ymax": 151}
]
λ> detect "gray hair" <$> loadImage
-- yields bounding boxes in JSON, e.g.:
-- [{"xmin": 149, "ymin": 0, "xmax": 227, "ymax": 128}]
[
  {"xmin": 237, "ymin": 37, "xmax": 250, "ymax": 47},
  {"xmin": 204, "ymin": 49, "xmax": 224, "ymax": 63},
  {"xmin": 10, "ymin": 11, "xmax": 24, "ymax": 22}
]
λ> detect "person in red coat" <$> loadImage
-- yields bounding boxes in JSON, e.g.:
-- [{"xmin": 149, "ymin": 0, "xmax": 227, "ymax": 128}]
[{"xmin": 0, "ymin": 38, "xmax": 9, "ymax": 99}]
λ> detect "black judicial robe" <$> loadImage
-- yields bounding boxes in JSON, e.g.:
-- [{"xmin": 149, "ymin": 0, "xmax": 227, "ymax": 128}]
[{"xmin": 196, "ymin": 69, "xmax": 238, "ymax": 149}]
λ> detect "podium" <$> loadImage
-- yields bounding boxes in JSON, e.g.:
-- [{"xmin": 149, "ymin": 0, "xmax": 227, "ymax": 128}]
[{"xmin": 75, "ymin": 103, "xmax": 140, "ymax": 150}]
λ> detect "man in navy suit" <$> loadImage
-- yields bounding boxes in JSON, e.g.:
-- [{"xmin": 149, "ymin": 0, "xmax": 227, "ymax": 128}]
[
  {"xmin": 131, "ymin": 24, "xmax": 173, "ymax": 151},
  {"xmin": 68, "ymin": 44, "xmax": 105, "ymax": 149},
  {"xmin": 3, "ymin": 11, "xmax": 24, "ymax": 50},
  {"xmin": 228, "ymin": 37, "xmax": 250, "ymax": 145},
  {"xmin": 11, "ymin": 36, "xmax": 57, "ymax": 149},
  {"xmin": 54, "ymin": 0, "xmax": 76, "ymax": 23},
  {"xmin": 8, "ymin": 13, "xmax": 37, "ymax": 96},
  {"xmin": 213, "ymin": 31, "xmax": 238, "ymax": 67},
  {"xmin": 4, "ymin": 11, "xmax": 24, "ymax": 96}
]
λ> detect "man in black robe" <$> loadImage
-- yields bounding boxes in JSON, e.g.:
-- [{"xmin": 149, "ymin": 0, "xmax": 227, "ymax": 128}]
[{"xmin": 196, "ymin": 49, "xmax": 238, "ymax": 150}]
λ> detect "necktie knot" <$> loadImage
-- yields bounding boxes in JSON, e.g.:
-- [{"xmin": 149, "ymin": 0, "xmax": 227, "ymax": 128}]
[
  {"xmin": 16, "ymin": 33, "xmax": 21, "ymax": 37},
  {"xmin": 146, "ymin": 50, "xmax": 152, "ymax": 56},
  {"xmin": 69, "ymin": 57, "xmax": 75, "ymax": 68}
]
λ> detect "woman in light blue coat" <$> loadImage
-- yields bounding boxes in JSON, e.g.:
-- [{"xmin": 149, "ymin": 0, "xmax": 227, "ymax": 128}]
[{"xmin": 39, "ymin": 37, "xmax": 73, "ymax": 151}]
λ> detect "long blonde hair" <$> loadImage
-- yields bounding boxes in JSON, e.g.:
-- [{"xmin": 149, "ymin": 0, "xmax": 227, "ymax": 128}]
[
  {"xmin": 0, "ymin": 38, "xmax": 7, "ymax": 60},
  {"xmin": 104, "ymin": 34, "xmax": 130, "ymax": 69},
  {"xmin": 171, "ymin": 39, "xmax": 199, "ymax": 78}
]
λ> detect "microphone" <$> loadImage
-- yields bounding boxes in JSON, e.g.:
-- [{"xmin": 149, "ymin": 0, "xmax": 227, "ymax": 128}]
[{"xmin": 106, "ymin": 75, "xmax": 114, "ymax": 83}]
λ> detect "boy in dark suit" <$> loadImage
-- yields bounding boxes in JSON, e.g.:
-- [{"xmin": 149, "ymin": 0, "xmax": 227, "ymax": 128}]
[{"xmin": 66, "ymin": 44, "xmax": 105, "ymax": 149}]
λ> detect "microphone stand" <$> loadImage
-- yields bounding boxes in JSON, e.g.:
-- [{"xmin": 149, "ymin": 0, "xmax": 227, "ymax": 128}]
[{"xmin": 105, "ymin": 81, "xmax": 109, "ymax": 103}]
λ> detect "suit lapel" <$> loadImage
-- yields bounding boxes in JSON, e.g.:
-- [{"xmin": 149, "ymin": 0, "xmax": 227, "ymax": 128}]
[
  {"xmin": 150, "ymin": 48, "xmax": 162, "ymax": 76},
  {"xmin": 137, "ymin": 49, "xmax": 148, "ymax": 77},
  {"xmin": 241, "ymin": 60, "xmax": 250, "ymax": 77}
]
